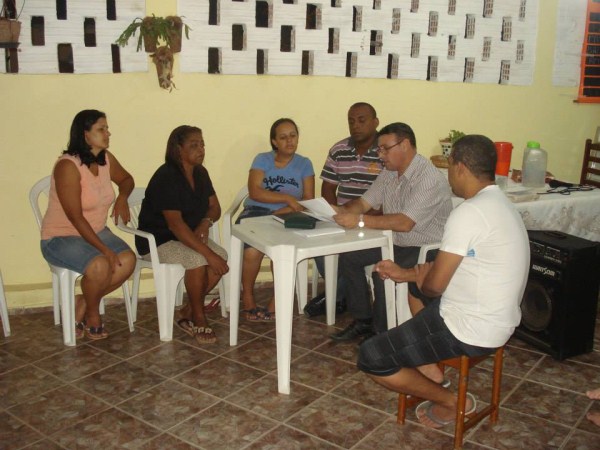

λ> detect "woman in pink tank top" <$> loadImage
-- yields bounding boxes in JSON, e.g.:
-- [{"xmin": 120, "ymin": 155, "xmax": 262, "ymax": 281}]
[{"xmin": 40, "ymin": 110, "xmax": 136, "ymax": 340}]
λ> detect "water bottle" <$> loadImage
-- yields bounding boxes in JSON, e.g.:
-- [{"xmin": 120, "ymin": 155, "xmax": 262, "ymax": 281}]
[{"xmin": 521, "ymin": 141, "xmax": 547, "ymax": 188}]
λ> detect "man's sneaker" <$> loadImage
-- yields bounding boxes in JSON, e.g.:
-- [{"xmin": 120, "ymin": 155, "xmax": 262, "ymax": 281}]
[
  {"xmin": 330, "ymin": 319, "xmax": 374, "ymax": 342},
  {"xmin": 304, "ymin": 293, "xmax": 326, "ymax": 317}
]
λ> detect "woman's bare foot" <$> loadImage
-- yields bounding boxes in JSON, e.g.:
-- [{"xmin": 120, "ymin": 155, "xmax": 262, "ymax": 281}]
[{"xmin": 587, "ymin": 388, "xmax": 600, "ymax": 400}]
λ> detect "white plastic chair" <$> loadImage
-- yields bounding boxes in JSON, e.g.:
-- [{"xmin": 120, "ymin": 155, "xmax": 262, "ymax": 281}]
[
  {"xmin": 117, "ymin": 187, "xmax": 226, "ymax": 342},
  {"xmin": 29, "ymin": 176, "xmax": 134, "ymax": 346},
  {"xmin": 394, "ymin": 242, "xmax": 441, "ymax": 327},
  {"xmin": 220, "ymin": 186, "xmax": 319, "ymax": 313},
  {"xmin": 0, "ymin": 270, "xmax": 10, "ymax": 337}
]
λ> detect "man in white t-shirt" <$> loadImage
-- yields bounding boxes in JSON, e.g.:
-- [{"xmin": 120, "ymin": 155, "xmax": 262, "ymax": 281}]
[{"xmin": 358, "ymin": 135, "xmax": 530, "ymax": 429}]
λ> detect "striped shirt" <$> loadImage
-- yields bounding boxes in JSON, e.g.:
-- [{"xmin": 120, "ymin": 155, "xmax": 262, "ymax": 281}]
[
  {"xmin": 320, "ymin": 137, "xmax": 383, "ymax": 205},
  {"xmin": 362, "ymin": 154, "xmax": 453, "ymax": 247}
]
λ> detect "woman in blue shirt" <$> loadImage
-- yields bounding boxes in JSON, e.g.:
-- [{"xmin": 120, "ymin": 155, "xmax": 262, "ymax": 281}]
[{"xmin": 239, "ymin": 118, "xmax": 315, "ymax": 320}]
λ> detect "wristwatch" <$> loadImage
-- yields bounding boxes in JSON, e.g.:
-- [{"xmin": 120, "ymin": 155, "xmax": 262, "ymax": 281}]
[
  {"xmin": 202, "ymin": 217, "xmax": 214, "ymax": 227},
  {"xmin": 358, "ymin": 214, "xmax": 365, "ymax": 228}
]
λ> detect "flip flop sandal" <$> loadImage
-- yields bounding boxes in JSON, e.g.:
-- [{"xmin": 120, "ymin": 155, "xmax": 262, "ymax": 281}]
[
  {"xmin": 175, "ymin": 318, "xmax": 196, "ymax": 338},
  {"xmin": 194, "ymin": 326, "xmax": 217, "ymax": 345},
  {"xmin": 255, "ymin": 306, "xmax": 275, "ymax": 322},
  {"xmin": 86, "ymin": 324, "xmax": 108, "ymax": 340},
  {"xmin": 204, "ymin": 297, "xmax": 221, "ymax": 313},
  {"xmin": 75, "ymin": 321, "xmax": 86, "ymax": 339},
  {"xmin": 242, "ymin": 308, "xmax": 263, "ymax": 321},
  {"xmin": 415, "ymin": 393, "xmax": 477, "ymax": 428}
]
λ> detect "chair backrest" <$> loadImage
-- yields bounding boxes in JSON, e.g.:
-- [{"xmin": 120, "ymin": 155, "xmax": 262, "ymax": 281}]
[
  {"xmin": 126, "ymin": 187, "xmax": 146, "ymax": 230},
  {"xmin": 221, "ymin": 186, "xmax": 249, "ymax": 257},
  {"xmin": 580, "ymin": 139, "xmax": 600, "ymax": 188},
  {"xmin": 29, "ymin": 176, "xmax": 51, "ymax": 230}
]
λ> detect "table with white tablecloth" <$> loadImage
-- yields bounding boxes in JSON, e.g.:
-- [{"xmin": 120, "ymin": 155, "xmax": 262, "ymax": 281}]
[{"xmin": 447, "ymin": 177, "xmax": 600, "ymax": 242}]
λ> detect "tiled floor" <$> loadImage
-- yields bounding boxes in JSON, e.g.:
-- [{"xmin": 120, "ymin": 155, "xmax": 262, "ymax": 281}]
[{"xmin": 1, "ymin": 286, "xmax": 600, "ymax": 449}]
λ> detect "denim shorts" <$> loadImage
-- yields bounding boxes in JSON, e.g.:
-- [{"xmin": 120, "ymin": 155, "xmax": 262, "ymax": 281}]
[
  {"xmin": 357, "ymin": 298, "xmax": 495, "ymax": 377},
  {"xmin": 40, "ymin": 227, "xmax": 131, "ymax": 274}
]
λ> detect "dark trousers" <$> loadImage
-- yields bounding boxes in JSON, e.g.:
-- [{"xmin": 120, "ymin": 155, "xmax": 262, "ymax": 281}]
[
  {"xmin": 313, "ymin": 256, "xmax": 345, "ymax": 303},
  {"xmin": 339, "ymin": 245, "xmax": 421, "ymax": 333}
]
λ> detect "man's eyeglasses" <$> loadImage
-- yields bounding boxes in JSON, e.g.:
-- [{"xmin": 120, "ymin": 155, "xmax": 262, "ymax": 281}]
[{"xmin": 377, "ymin": 140, "xmax": 404, "ymax": 154}]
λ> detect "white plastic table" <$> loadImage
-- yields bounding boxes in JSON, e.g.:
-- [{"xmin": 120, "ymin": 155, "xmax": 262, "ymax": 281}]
[{"xmin": 228, "ymin": 216, "xmax": 395, "ymax": 394}]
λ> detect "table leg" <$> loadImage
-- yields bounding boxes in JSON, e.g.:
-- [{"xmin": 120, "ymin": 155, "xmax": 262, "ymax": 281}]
[
  {"xmin": 324, "ymin": 254, "xmax": 338, "ymax": 326},
  {"xmin": 380, "ymin": 241, "xmax": 397, "ymax": 330},
  {"xmin": 296, "ymin": 259, "xmax": 308, "ymax": 313},
  {"xmin": 271, "ymin": 246, "xmax": 297, "ymax": 395},
  {"xmin": 229, "ymin": 235, "xmax": 243, "ymax": 346}
]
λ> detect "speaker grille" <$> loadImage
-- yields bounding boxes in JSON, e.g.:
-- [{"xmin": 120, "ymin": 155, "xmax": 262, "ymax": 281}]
[{"xmin": 521, "ymin": 280, "xmax": 552, "ymax": 332}]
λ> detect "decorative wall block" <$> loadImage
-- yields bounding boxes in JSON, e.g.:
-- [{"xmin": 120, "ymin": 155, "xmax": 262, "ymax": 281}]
[
  {"xmin": 179, "ymin": 0, "xmax": 539, "ymax": 85},
  {"xmin": 1, "ymin": 0, "xmax": 147, "ymax": 74}
]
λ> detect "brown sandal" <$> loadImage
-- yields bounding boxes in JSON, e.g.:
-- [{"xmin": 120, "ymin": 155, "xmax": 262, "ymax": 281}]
[
  {"xmin": 194, "ymin": 326, "xmax": 217, "ymax": 345},
  {"xmin": 86, "ymin": 324, "xmax": 108, "ymax": 340}
]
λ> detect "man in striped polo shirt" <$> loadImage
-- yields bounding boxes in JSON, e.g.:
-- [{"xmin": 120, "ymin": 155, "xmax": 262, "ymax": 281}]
[
  {"xmin": 304, "ymin": 102, "xmax": 383, "ymax": 317},
  {"xmin": 331, "ymin": 122, "xmax": 452, "ymax": 342}
]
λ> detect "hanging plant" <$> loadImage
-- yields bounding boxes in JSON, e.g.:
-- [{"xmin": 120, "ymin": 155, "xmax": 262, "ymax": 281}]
[
  {"xmin": 116, "ymin": 14, "xmax": 190, "ymax": 52},
  {"xmin": 0, "ymin": 0, "xmax": 23, "ymax": 46},
  {"xmin": 116, "ymin": 14, "xmax": 190, "ymax": 90},
  {"xmin": 152, "ymin": 46, "xmax": 175, "ymax": 91}
]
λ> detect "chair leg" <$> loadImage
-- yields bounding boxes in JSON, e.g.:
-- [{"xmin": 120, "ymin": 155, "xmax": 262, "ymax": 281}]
[
  {"xmin": 397, "ymin": 394, "xmax": 408, "ymax": 424},
  {"xmin": 490, "ymin": 347, "xmax": 504, "ymax": 423},
  {"xmin": 453, "ymin": 356, "xmax": 470, "ymax": 450},
  {"xmin": 217, "ymin": 277, "xmax": 228, "ymax": 318},
  {"xmin": 122, "ymin": 281, "xmax": 134, "ymax": 333},
  {"xmin": 60, "ymin": 271, "xmax": 77, "ymax": 346},
  {"xmin": 52, "ymin": 272, "xmax": 61, "ymax": 325},
  {"xmin": 155, "ymin": 266, "xmax": 185, "ymax": 341},
  {"xmin": 131, "ymin": 267, "xmax": 141, "ymax": 323},
  {"xmin": 0, "ymin": 271, "xmax": 11, "ymax": 337}
]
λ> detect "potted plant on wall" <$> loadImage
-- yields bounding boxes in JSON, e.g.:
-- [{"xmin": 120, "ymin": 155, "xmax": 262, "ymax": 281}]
[
  {"xmin": 0, "ymin": 0, "xmax": 23, "ymax": 47},
  {"xmin": 116, "ymin": 14, "xmax": 190, "ymax": 91},
  {"xmin": 439, "ymin": 129, "xmax": 466, "ymax": 157}
]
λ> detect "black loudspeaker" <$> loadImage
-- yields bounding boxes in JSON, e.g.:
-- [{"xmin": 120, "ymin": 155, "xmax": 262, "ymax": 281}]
[{"xmin": 515, "ymin": 230, "xmax": 600, "ymax": 360}]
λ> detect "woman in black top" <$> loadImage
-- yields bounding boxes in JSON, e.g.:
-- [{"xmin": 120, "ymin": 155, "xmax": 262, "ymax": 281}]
[{"xmin": 137, "ymin": 126, "xmax": 228, "ymax": 344}]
